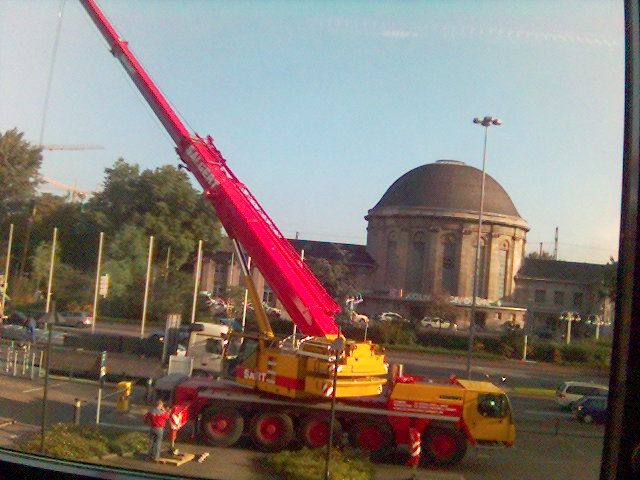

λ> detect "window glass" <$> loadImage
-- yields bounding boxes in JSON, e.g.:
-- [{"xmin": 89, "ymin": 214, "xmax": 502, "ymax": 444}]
[
  {"xmin": 554, "ymin": 291, "xmax": 565, "ymax": 305},
  {"xmin": 0, "ymin": 1, "xmax": 622, "ymax": 479},
  {"xmin": 477, "ymin": 394, "xmax": 509, "ymax": 418}
]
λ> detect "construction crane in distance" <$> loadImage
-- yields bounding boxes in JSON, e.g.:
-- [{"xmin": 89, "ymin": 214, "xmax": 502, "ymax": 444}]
[
  {"xmin": 36, "ymin": 144, "xmax": 103, "ymax": 201},
  {"xmin": 38, "ymin": 175, "xmax": 91, "ymax": 202},
  {"xmin": 38, "ymin": 144, "xmax": 104, "ymax": 151}
]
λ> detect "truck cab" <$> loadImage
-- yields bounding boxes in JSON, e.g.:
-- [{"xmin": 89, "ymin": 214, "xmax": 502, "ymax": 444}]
[{"xmin": 186, "ymin": 322, "xmax": 231, "ymax": 376}]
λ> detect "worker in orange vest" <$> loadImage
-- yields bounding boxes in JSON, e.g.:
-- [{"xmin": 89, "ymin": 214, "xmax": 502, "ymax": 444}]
[{"xmin": 144, "ymin": 399, "xmax": 170, "ymax": 461}]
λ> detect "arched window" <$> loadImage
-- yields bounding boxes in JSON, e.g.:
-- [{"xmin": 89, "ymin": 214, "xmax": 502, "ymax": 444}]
[
  {"xmin": 477, "ymin": 236, "xmax": 488, "ymax": 299},
  {"xmin": 386, "ymin": 231, "xmax": 400, "ymax": 286},
  {"xmin": 441, "ymin": 234, "xmax": 458, "ymax": 295},
  {"xmin": 497, "ymin": 240, "xmax": 511, "ymax": 298},
  {"xmin": 406, "ymin": 232, "xmax": 427, "ymax": 293}
]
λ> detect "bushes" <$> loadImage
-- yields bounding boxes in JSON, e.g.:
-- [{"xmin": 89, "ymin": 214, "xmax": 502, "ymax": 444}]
[
  {"xmin": 411, "ymin": 327, "xmax": 611, "ymax": 367},
  {"xmin": 526, "ymin": 339, "xmax": 611, "ymax": 367},
  {"xmin": 21, "ymin": 423, "xmax": 148, "ymax": 461},
  {"xmin": 262, "ymin": 447, "xmax": 372, "ymax": 480},
  {"xmin": 369, "ymin": 322, "xmax": 416, "ymax": 346}
]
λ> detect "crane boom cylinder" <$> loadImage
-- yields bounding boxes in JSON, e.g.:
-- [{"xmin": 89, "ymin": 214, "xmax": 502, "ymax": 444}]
[{"xmin": 79, "ymin": 0, "xmax": 339, "ymax": 337}]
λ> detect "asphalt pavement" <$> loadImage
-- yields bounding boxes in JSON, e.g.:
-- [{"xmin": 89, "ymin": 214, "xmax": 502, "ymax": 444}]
[{"xmin": 0, "ymin": 345, "xmax": 608, "ymax": 480}]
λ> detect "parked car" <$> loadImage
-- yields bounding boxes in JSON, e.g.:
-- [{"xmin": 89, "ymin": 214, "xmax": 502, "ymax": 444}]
[
  {"xmin": 56, "ymin": 311, "xmax": 93, "ymax": 328},
  {"xmin": 501, "ymin": 321, "xmax": 522, "ymax": 332},
  {"xmin": 375, "ymin": 312, "xmax": 409, "ymax": 323},
  {"xmin": 4, "ymin": 311, "xmax": 31, "ymax": 327},
  {"xmin": 147, "ymin": 325, "xmax": 192, "ymax": 344},
  {"xmin": 556, "ymin": 381, "xmax": 609, "ymax": 409},
  {"xmin": 0, "ymin": 323, "xmax": 64, "ymax": 345},
  {"xmin": 574, "ymin": 396, "xmax": 608, "ymax": 424},
  {"xmin": 419, "ymin": 317, "xmax": 457, "ymax": 330}
]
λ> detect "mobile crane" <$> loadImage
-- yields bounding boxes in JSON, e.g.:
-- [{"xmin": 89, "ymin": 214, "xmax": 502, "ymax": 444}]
[{"xmin": 79, "ymin": 0, "xmax": 515, "ymax": 465}]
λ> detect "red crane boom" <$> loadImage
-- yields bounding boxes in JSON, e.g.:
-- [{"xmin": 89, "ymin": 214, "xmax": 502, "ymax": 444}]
[{"xmin": 79, "ymin": 0, "xmax": 340, "ymax": 337}]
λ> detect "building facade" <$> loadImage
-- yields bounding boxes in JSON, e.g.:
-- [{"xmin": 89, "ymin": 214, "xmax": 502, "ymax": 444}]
[
  {"xmin": 360, "ymin": 160, "xmax": 530, "ymax": 330},
  {"xmin": 513, "ymin": 259, "xmax": 614, "ymax": 339}
]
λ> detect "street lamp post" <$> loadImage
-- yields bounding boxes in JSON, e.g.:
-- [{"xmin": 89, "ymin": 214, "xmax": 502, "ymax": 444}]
[{"xmin": 466, "ymin": 116, "xmax": 502, "ymax": 379}]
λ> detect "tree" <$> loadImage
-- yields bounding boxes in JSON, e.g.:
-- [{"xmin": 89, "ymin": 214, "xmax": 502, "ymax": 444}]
[
  {"xmin": 305, "ymin": 245, "xmax": 357, "ymax": 303},
  {"xmin": 87, "ymin": 159, "xmax": 222, "ymax": 269},
  {"xmin": 423, "ymin": 293, "xmax": 458, "ymax": 324},
  {"xmin": 527, "ymin": 250, "xmax": 555, "ymax": 260},
  {"xmin": 0, "ymin": 128, "xmax": 42, "ymax": 224}
]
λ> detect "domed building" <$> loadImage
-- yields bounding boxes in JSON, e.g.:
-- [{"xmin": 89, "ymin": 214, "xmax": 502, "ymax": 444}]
[{"xmin": 362, "ymin": 160, "xmax": 529, "ymax": 330}]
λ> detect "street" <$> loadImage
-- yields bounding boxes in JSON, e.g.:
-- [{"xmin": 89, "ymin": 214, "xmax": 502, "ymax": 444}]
[{"xmin": 0, "ymin": 348, "xmax": 607, "ymax": 480}]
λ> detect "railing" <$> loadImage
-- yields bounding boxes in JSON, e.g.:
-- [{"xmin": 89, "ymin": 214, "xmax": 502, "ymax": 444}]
[{"xmin": 0, "ymin": 341, "xmax": 44, "ymax": 379}]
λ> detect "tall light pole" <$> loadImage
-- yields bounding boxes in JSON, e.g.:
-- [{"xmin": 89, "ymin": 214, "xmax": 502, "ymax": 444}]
[{"xmin": 466, "ymin": 116, "xmax": 502, "ymax": 379}]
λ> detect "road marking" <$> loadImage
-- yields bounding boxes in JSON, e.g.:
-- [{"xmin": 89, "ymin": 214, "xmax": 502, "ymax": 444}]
[
  {"xmin": 558, "ymin": 436, "xmax": 587, "ymax": 456},
  {"xmin": 22, "ymin": 383, "xmax": 64, "ymax": 393},
  {"xmin": 522, "ymin": 410, "xmax": 573, "ymax": 418}
]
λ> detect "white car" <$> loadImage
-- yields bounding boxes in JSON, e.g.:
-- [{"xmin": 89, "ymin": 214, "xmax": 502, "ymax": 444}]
[
  {"xmin": 419, "ymin": 317, "xmax": 457, "ymax": 330},
  {"xmin": 555, "ymin": 381, "xmax": 609, "ymax": 409},
  {"xmin": 376, "ymin": 312, "xmax": 409, "ymax": 323}
]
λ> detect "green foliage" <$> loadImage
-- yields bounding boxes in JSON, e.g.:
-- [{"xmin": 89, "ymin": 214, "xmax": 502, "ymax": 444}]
[
  {"xmin": 526, "ymin": 250, "xmax": 555, "ymax": 260},
  {"xmin": 422, "ymin": 294, "xmax": 458, "ymax": 323},
  {"xmin": 0, "ymin": 128, "xmax": 42, "ymax": 224},
  {"xmin": 21, "ymin": 424, "xmax": 110, "ymax": 460},
  {"xmin": 108, "ymin": 431, "xmax": 148, "ymax": 456},
  {"xmin": 87, "ymin": 159, "xmax": 221, "ymax": 268},
  {"xmin": 524, "ymin": 339, "xmax": 611, "ymax": 367},
  {"xmin": 262, "ymin": 447, "xmax": 372, "ymax": 480},
  {"xmin": 10, "ymin": 157, "xmax": 225, "ymax": 318},
  {"xmin": 369, "ymin": 322, "xmax": 416, "ymax": 345},
  {"xmin": 20, "ymin": 424, "xmax": 147, "ymax": 461},
  {"xmin": 305, "ymin": 245, "xmax": 357, "ymax": 303},
  {"xmin": 497, "ymin": 332, "xmax": 525, "ymax": 359}
]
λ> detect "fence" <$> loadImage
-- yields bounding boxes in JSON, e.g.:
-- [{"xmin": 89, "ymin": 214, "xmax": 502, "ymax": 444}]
[{"xmin": 0, "ymin": 341, "xmax": 44, "ymax": 379}]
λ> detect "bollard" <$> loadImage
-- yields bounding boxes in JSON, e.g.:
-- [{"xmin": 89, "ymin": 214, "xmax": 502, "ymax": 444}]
[
  {"xmin": 554, "ymin": 418, "xmax": 560, "ymax": 436},
  {"xmin": 407, "ymin": 427, "xmax": 421, "ymax": 479},
  {"xmin": 12, "ymin": 350, "xmax": 18, "ymax": 376},
  {"xmin": 4, "ymin": 344, "xmax": 9, "ymax": 373},
  {"xmin": 39, "ymin": 350, "xmax": 44, "ymax": 377},
  {"xmin": 74, "ymin": 398, "xmax": 82, "ymax": 425},
  {"xmin": 22, "ymin": 347, "xmax": 28, "ymax": 375},
  {"xmin": 30, "ymin": 352, "xmax": 36, "ymax": 380},
  {"xmin": 146, "ymin": 378, "xmax": 154, "ymax": 404}
]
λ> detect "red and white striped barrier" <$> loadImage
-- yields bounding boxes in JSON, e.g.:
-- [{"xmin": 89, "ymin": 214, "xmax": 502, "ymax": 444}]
[
  {"xmin": 407, "ymin": 427, "xmax": 421, "ymax": 466},
  {"xmin": 322, "ymin": 383, "xmax": 334, "ymax": 397}
]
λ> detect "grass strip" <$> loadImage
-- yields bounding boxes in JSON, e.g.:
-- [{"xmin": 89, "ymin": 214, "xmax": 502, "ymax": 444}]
[
  {"xmin": 261, "ymin": 447, "xmax": 373, "ymax": 480},
  {"xmin": 511, "ymin": 387, "xmax": 556, "ymax": 397}
]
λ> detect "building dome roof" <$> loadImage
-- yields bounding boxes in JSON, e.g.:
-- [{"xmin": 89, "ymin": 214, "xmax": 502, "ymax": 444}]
[{"xmin": 370, "ymin": 160, "xmax": 522, "ymax": 219}]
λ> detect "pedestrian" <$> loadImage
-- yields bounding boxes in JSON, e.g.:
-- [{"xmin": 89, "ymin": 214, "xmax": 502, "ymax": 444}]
[
  {"xmin": 26, "ymin": 315, "xmax": 36, "ymax": 343},
  {"xmin": 144, "ymin": 399, "xmax": 170, "ymax": 461}
]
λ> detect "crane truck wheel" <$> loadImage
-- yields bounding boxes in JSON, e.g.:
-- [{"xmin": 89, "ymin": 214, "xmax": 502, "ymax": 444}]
[
  {"xmin": 200, "ymin": 406, "xmax": 244, "ymax": 447},
  {"xmin": 298, "ymin": 416, "xmax": 342, "ymax": 448},
  {"xmin": 348, "ymin": 420, "xmax": 394, "ymax": 452},
  {"xmin": 422, "ymin": 427, "xmax": 467, "ymax": 466},
  {"xmin": 250, "ymin": 412, "xmax": 294, "ymax": 452}
]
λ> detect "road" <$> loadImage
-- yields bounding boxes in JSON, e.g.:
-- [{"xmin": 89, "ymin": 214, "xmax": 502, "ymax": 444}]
[{"xmin": 0, "ymin": 353, "xmax": 606, "ymax": 480}]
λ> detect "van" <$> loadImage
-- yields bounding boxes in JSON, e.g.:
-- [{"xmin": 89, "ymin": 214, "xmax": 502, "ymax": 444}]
[{"xmin": 555, "ymin": 381, "xmax": 609, "ymax": 409}]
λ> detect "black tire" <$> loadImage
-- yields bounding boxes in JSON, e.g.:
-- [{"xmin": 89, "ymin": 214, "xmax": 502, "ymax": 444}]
[
  {"xmin": 348, "ymin": 419, "xmax": 394, "ymax": 452},
  {"xmin": 422, "ymin": 427, "xmax": 467, "ymax": 466},
  {"xmin": 298, "ymin": 416, "xmax": 342, "ymax": 448},
  {"xmin": 200, "ymin": 405, "xmax": 244, "ymax": 447},
  {"xmin": 250, "ymin": 412, "xmax": 294, "ymax": 451}
]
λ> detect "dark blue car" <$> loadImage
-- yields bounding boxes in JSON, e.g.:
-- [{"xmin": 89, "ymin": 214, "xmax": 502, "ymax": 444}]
[{"xmin": 574, "ymin": 396, "xmax": 608, "ymax": 424}]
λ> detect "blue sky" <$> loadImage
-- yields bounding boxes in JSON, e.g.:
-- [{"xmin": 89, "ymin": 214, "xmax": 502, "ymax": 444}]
[{"xmin": 1, "ymin": 0, "xmax": 624, "ymax": 264}]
